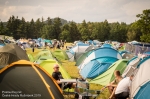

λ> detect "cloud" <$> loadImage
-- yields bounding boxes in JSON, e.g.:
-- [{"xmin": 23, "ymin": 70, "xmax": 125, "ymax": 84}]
[
  {"xmin": 5, "ymin": 1, "xmax": 9, "ymax": 5},
  {"xmin": 0, "ymin": 0, "xmax": 150, "ymax": 23}
]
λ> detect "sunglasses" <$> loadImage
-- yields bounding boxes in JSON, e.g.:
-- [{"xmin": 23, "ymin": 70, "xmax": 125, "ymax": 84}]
[{"xmin": 55, "ymin": 67, "xmax": 59, "ymax": 68}]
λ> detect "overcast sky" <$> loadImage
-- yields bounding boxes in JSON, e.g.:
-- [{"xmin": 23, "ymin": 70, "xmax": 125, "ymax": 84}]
[{"xmin": 0, "ymin": 0, "xmax": 150, "ymax": 23}]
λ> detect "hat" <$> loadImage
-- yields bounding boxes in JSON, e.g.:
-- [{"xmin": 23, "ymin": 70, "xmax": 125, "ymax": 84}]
[{"xmin": 53, "ymin": 64, "xmax": 59, "ymax": 68}]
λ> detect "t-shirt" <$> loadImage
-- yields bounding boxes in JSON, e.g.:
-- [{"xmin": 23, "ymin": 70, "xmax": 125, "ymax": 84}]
[
  {"xmin": 52, "ymin": 72, "xmax": 63, "ymax": 80},
  {"xmin": 115, "ymin": 77, "xmax": 131, "ymax": 94},
  {"xmin": 52, "ymin": 72, "xmax": 63, "ymax": 88}
]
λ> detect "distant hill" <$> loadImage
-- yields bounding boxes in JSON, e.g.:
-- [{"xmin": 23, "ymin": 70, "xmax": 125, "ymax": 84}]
[{"xmin": 2, "ymin": 17, "xmax": 69, "ymax": 25}]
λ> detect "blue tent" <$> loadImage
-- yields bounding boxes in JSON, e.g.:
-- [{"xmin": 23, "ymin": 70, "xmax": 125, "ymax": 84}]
[
  {"xmin": 101, "ymin": 44, "xmax": 113, "ymax": 48},
  {"xmin": 79, "ymin": 47, "xmax": 122, "ymax": 79}
]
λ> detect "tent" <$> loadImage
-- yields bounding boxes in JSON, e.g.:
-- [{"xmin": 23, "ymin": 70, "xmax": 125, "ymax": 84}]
[
  {"xmin": 85, "ymin": 45, "xmax": 99, "ymax": 52},
  {"xmin": 34, "ymin": 50, "xmax": 54, "ymax": 61},
  {"xmin": 75, "ymin": 51, "xmax": 92, "ymax": 66},
  {"xmin": 0, "ymin": 60, "xmax": 64, "ymax": 99},
  {"xmin": 66, "ymin": 51, "xmax": 74, "ymax": 61},
  {"xmin": 27, "ymin": 53, "xmax": 35, "ymax": 62},
  {"xmin": 69, "ymin": 43, "xmax": 89, "ymax": 55},
  {"xmin": 89, "ymin": 59, "xmax": 128, "ymax": 85},
  {"xmin": 79, "ymin": 47, "xmax": 122, "ymax": 70},
  {"xmin": 39, "ymin": 59, "xmax": 71, "ymax": 79},
  {"xmin": 52, "ymin": 49, "xmax": 69, "ymax": 61},
  {"xmin": 122, "ymin": 57, "xmax": 141, "ymax": 77},
  {"xmin": 0, "ymin": 44, "xmax": 29, "ymax": 67},
  {"xmin": 0, "ymin": 40, "xmax": 5, "ymax": 48},
  {"xmin": 101, "ymin": 44, "xmax": 113, "ymax": 48},
  {"xmin": 80, "ymin": 57, "xmax": 119, "ymax": 79},
  {"xmin": 130, "ymin": 56, "xmax": 150, "ymax": 99},
  {"xmin": 79, "ymin": 47, "xmax": 122, "ymax": 79}
]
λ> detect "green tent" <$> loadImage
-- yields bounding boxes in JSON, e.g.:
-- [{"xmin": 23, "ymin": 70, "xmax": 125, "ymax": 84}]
[
  {"xmin": 35, "ymin": 50, "xmax": 54, "ymax": 60},
  {"xmin": 89, "ymin": 59, "xmax": 128, "ymax": 86},
  {"xmin": 39, "ymin": 59, "xmax": 71, "ymax": 79},
  {"xmin": 27, "ymin": 53, "xmax": 34, "ymax": 62},
  {"xmin": 75, "ymin": 51, "xmax": 92, "ymax": 66},
  {"xmin": 52, "ymin": 49, "xmax": 69, "ymax": 61}
]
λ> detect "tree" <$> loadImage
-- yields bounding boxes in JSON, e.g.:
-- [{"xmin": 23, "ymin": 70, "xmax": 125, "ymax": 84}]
[
  {"xmin": 127, "ymin": 22, "xmax": 142, "ymax": 41},
  {"xmin": 136, "ymin": 9, "xmax": 150, "ymax": 42},
  {"xmin": 53, "ymin": 17, "xmax": 62, "ymax": 39}
]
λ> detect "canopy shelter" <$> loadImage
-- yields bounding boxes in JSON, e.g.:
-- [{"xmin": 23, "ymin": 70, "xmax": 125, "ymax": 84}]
[{"xmin": 0, "ymin": 60, "xmax": 64, "ymax": 99}]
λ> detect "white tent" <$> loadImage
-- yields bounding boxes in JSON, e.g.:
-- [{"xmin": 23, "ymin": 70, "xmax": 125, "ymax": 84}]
[{"xmin": 130, "ymin": 57, "xmax": 150, "ymax": 99}]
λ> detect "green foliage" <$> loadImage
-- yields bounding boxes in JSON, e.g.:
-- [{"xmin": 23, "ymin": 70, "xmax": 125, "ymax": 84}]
[
  {"xmin": 136, "ymin": 9, "xmax": 150, "ymax": 42},
  {"xmin": 1, "ymin": 9, "xmax": 149, "ymax": 43}
]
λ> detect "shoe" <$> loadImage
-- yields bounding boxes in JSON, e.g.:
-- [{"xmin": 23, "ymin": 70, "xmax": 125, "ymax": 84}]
[{"xmin": 74, "ymin": 93, "xmax": 79, "ymax": 99}]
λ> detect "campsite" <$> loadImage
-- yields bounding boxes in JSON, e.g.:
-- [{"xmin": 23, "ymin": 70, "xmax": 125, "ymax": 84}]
[
  {"xmin": 0, "ymin": 38, "xmax": 150, "ymax": 99},
  {"xmin": 0, "ymin": 3, "xmax": 150, "ymax": 98}
]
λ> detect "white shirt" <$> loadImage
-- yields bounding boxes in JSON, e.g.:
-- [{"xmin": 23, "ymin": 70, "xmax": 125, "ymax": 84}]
[{"xmin": 115, "ymin": 77, "xmax": 131, "ymax": 94}]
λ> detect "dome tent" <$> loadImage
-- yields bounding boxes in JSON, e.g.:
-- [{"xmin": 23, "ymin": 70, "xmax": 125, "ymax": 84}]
[
  {"xmin": 0, "ymin": 44, "xmax": 29, "ymax": 67},
  {"xmin": 0, "ymin": 60, "xmax": 64, "ymax": 99}
]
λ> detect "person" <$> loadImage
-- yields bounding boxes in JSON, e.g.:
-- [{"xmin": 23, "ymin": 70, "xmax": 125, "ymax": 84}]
[
  {"xmin": 52, "ymin": 64, "xmax": 79, "ymax": 98},
  {"xmin": 115, "ymin": 74, "xmax": 134, "ymax": 99},
  {"xmin": 106, "ymin": 70, "xmax": 123, "ymax": 99}
]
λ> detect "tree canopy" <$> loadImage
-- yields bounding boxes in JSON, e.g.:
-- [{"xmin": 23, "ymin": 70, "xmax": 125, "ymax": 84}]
[{"xmin": 0, "ymin": 9, "xmax": 150, "ymax": 43}]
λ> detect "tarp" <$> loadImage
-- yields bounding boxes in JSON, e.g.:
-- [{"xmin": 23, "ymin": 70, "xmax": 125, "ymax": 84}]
[
  {"xmin": 0, "ymin": 60, "xmax": 64, "ymax": 99},
  {"xmin": 89, "ymin": 59, "xmax": 128, "ymax": 85},
  {"xmin": 130, "ymin": 57, "xmax": 150, "ymax": 99},
  {"xmin": 0, "ymin": 44, "xmax": 29, "ymax": 67},
  {"xmin": 39, "ymin": 59, "xmax": 71, "ymax": 79}
]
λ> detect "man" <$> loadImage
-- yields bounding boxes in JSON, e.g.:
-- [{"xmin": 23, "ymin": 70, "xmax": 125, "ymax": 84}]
[
  {"xmin": 52, "ymin": 64, "xmax": 64, "ymax": 88},
  {"xmin": 52, "ymin": 64, "xmax": 79, "ymax": 98},
  {"xmin": 115, "ymin": 74, "xmax": 134, "ymax": 99},
  {"xmin": 107, "ymin": 70, "xmax": 122, "ymax": 99}
]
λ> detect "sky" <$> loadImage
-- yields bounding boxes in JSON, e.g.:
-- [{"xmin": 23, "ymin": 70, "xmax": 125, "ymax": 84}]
[{"xmin": 0, "ymin": 0, "xmax": 150, "ymax": 24}]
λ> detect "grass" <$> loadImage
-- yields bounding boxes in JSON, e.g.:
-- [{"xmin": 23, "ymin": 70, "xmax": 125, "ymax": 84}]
[{"xmin": 26, "ymin": 43, "xmax": 110, "ymax": 99}]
